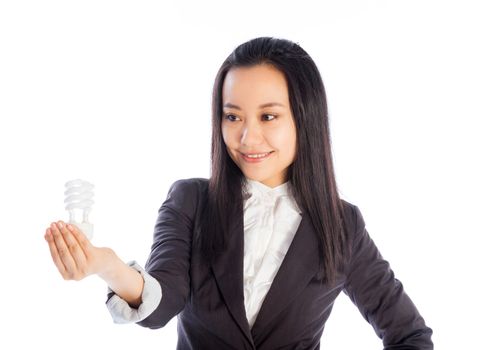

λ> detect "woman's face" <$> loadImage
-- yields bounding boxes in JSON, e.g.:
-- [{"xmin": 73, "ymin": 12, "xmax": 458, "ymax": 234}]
[{"xmin": 221, "ymin": 64, "xmax": 297, "ymax": 188}]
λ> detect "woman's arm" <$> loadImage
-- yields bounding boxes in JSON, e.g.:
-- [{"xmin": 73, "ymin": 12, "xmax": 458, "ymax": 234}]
[
  {"xmin": 45, "ymin": 178, "xmax": 198, "ymax": 328},
  {"xmin": 134, "ymin": 179, "xmax": 198, "ymax": 329},
  {"xmin": 343, "ymin": 205, "xmax": 433, "ymax": 349}
]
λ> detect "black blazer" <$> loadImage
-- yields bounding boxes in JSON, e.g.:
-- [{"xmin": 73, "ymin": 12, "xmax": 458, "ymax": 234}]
[{"xmin": 118, "ymin": 178, "xmax": 433, "ymax": 349}]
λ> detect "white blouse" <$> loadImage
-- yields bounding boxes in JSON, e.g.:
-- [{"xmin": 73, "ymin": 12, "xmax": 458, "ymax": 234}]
[
  {"xmin": 242, "ymin": 178, "xmax": 302, "ymax": 327},
  {"xmin": 106, "ymin": 178, "xmax": 303, "ymax": 329}
]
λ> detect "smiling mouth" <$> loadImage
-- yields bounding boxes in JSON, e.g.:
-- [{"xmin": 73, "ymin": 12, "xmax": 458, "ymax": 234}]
[
  {"xmin": 240, "ymin": 151, "xmax": 274, "ymax": 160},
  {"xmin": 240, "ymin": 151, "xmax": 273, "ymax": 157}
]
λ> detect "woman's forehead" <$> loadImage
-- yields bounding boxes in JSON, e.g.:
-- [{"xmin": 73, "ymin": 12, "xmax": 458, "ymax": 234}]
[{"xmin": 222, "ymin": 65, "xmax": 289, "ymax": 106}]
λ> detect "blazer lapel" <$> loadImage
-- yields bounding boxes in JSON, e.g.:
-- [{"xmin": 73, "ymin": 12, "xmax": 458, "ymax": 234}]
[
  {"xmin": 211, "ymin": 210, "xmax": 255, "ymax": 348},
  {"xmin": 251, "ymin": 212, "xmax": 320, "ymax": 337}
]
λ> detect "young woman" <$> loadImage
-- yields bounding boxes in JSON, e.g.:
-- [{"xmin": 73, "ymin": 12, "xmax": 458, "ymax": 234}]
[{"xmin": 45, "ymin": 37, "xmax": 433, "ymax": 349}]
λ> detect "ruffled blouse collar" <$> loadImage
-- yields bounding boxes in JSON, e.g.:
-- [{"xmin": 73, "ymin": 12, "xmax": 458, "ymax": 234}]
[{"xmin": 243, "ymin": 177, "xmax": 302, "ymax": 214}]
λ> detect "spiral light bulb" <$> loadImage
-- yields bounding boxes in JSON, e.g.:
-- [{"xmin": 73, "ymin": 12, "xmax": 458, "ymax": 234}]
[{"xmin": 64, "ymin": 179, "xmax": 94, "ymax": 240}]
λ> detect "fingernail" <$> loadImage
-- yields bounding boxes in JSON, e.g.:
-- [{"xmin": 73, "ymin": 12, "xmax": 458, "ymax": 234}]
[
  {"xmin": 67, "ymin": 224, "xmax": 73, "ymax": 231},
  {"xmin": 51, "ymin": 223, "xmax": 56, "ymax": 229},
  {"xmin": 57, "ymin": 222, "xmax": 63, "ymax": 229}
]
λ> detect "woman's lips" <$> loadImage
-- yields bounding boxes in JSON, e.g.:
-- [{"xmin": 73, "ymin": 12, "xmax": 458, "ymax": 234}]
[{"xmin": 240, "ymin": 151, "xmax": 274, "ymax": 163}]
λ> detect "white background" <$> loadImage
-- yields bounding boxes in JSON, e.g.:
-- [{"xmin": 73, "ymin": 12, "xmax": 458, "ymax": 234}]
[{"xmin": 1, "ymin": 1, "xmax": 489, "ymax": 349}]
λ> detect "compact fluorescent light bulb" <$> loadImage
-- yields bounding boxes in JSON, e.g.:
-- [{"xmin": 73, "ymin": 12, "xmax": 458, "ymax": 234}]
[{"xmin": 64, "ymin": 179, "xmax": 94, "ymax": 240}]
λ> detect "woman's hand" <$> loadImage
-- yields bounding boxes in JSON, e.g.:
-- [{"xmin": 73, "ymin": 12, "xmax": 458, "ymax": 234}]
[{"xmin": 44, "ymin": 220, "xmax": 115, "ymax": 281}]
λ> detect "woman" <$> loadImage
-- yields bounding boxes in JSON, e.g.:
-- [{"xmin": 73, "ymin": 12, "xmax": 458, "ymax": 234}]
[{"xmin": 44, "ymin": 37, "xmax": 433, "ymax": 349}]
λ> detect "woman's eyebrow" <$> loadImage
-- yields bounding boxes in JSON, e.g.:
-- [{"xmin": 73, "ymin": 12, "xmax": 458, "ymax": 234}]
[{"xmin": 223, "ymin": 102, "xmax": 286, "ymax": 110}]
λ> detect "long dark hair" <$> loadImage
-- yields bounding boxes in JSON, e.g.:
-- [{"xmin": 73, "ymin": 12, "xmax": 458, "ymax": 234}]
[{"xmin": 197, "ymin": 36, "xmax": 348, "ymax": 285}]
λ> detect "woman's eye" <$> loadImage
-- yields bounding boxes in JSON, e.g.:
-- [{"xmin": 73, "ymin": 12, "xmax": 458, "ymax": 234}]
[
  {"xmin": 224, "ymin": 114, "xmax": 238, "ymax": 121},
  {"xmin": 263, "ymin": 114, "xmax": 276, "ymax": 121}
]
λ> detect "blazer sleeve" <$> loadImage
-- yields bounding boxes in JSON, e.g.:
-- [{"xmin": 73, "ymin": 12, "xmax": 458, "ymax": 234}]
[
  {"xmin": 343, "ymin": 205, "xmax": 434, "ymax": 349},
  {"xmin": 134, "ymin": 179, "xmax": 198, "ymax": 329}
]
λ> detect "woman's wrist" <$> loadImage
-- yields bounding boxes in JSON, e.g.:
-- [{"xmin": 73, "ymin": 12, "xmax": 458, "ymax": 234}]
[
  {"xmin": 96, "ymin": 248, "xmax": 144, "ymax": 306},
  {"xmin": 96, "ymin": 247, "xmax": 122, "ymax": 282}
]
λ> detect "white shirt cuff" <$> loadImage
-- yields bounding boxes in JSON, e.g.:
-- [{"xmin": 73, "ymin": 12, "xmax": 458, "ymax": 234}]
[{"xmin": 105, "ymin": 260, "xmax": 162, "ymax": 324}]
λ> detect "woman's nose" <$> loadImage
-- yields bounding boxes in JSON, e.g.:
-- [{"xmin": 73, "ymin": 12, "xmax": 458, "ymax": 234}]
[{"xmin": 241, "ymin": 122, "xmax": 263, "ymax": 146}]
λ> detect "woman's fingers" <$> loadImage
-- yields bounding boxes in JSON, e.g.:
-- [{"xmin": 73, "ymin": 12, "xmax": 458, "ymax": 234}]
[
  {"xmin": 66, "ymin": 223, "xmax": 91, "ymax": 256},
  {"xmin": 49, "ymin": 221, "xmax": 78, "ymax": 279},
  {"xmin": 58, "ymin": 222, "xmax": 88, "ymax": 268},
  {"xmin": 45, "ymin": 227, "xmax": 67, "ymax": 276}
]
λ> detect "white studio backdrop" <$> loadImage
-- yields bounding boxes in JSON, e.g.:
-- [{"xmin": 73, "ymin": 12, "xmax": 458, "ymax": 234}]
[{"xmin": 0, "ymin": 1, "xmax": 489, "ymax": 349}]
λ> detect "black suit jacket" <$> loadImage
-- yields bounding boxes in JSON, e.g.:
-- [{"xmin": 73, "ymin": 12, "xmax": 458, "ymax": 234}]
[{"xmin": 125, "ymin": 178, "xmax": 432, "ymax": 349}]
